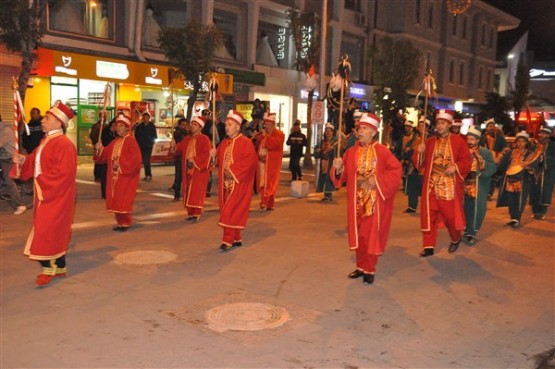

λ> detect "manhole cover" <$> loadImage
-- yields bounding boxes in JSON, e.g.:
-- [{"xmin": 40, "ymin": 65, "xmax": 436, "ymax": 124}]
[
  {"xmin": 113, "ymin": 250, "xmax": 177, "ymax": 265},
  {"xmin": 205, "ymin": 302, "xmax": 290, "ymax": 332}
]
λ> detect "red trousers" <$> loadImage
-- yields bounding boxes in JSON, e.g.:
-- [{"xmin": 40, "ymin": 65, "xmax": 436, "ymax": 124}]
[
  {"xmin": 186, "ymin": 207, "xmax": 202, "ymax": 217},
  {"xmin": 422, "ymin": 192, "xmax": 461, "ymax": 248},
  {"xmin": 222, "ymin": 227, "xmax": 242, "ymax": 246},
  {"xmin": 115, "ymin": 213, "xmax": 132, "ymax": 227},
  {"xmin": 260, "ymin": 191, "xmax": 275, "ymax": 209},
  {"xmin": 355, "ymin": 215, "xmax": 379, "ymax": 274}
]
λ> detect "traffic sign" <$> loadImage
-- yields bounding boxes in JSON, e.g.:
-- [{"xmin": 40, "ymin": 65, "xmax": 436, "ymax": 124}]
[{"xmin": 312, "ymin": 101, "xmax": 325, "ymax": 125}]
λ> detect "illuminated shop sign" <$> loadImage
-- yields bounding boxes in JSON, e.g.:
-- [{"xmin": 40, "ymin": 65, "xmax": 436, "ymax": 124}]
[
  {"xmin": 277, "ymin": 27, "xmax": 286, "ymax": 60},
  {"xmin": 96, "ymin": 60, "xmax": 130, "ymax": 80},
  {"xmin": 145, "ymin": 67, "xmax": 162, "ymax": 85},
  {"xmin": 54, "ymin": 55, "xmax": 78, "ymax": 76},
  {"xmin": 300, "ymin": 89, "xmax": 320, "ymax": 99},
  {"xmin": 349, "ymin": 84, "xmax": 367, "ymax": 98},
  {"xmin": 530, "ymin": 69, "xmax": 555, "ymax": 78}
]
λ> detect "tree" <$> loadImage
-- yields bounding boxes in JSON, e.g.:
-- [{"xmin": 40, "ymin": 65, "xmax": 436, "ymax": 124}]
[
  {"xmin": 511, "ymin": 60, "xmax": 530, "ymax": 117},
  {"xmin": 368, "ymin": 37, "xmax": 421, "ymax": 142},
  {"xmin": 480, "ymin": 92, "xmax": 512, "ymax": 127},
  {"xmin": 0, "ymin": 0, "xmax": 61, "ymax": 101},
  {"xmin": 287, "ymin": 9, "xmax": 321, "ymax": 169},
  {"xmin": 157, "ymin": 20, "xmax": 223, "ymax": 120}
]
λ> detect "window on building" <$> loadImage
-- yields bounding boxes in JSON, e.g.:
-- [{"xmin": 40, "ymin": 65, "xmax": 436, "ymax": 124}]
[
  {"xmin": 452, "ymin": 16, "xmax": 457, "ymax": 36},
  {"xmin": 478, "ymin": 67, "xmax": 484, "ymax": 89},
  {"xmin": 415, "ymin": 0, "xmax": 421, "ymax": 24},
  {"xmin": 489, "ymin": 26, "xmax": 495, "ymax": 48},
  {"xmin": 462, "ymin": 16, "xmax": 468, "ymax": 39},
  {"xmin": 428, "ymin": 3, "xmax": 434, "ymax": 28},
  {"xmin": 257, "ymin": 21, "xmax": 294, "ymax": 70},
  {"xmin": 345, "ymin": 0, "xmax": 362, "ymax": 11},
  {"xmin": 141, "ymin": 1, "xmax": 188, "ymax": 48},
  {"xmin": 487, "ymin": 69, "xmax": 492, "ymax": 90},
  {"xmin": 49, "ymin": 0, "xmax": 115, "ymax": 40},
  {"xmin": 340, "ymin": 37, "xmax": 363, "ymax": 81},
  {"xmin": 426, "ymin": 52, "xmax": 432, "ymax": 70},
  {"xmin": 214, "ymin": 7, "xmax": 244, "ymax": 61},
  {"xmin": 459, "ymin": 62, "xmax": 465, "ymax": 85},
  {"xmin": 481, "ymin": 24, "xmax": 486, "ymax": 46},
  {"xmin": 449, "ymin": 60, "xmax": 455, "ymax": 83}
]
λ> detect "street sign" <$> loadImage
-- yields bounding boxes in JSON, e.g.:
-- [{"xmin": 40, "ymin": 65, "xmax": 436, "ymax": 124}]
[{"xmin": 312, "ymin": 101, "xmax": 325, "ymax": 125}]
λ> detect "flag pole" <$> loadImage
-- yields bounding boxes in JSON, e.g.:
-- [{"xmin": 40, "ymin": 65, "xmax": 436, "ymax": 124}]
[
  {"xmin": 11, "ymin": 77, "xmax": 25, "ymax": 177},
  {"xmin": 335, "ymin": 54, "xmax": 351, "ymax": 159},
  {"xmin": 209, "ymin": 73, "xmax": 218, "ymax": 149}
]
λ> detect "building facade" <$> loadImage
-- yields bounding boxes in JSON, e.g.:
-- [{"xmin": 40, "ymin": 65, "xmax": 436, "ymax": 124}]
[{"xmin": 1, "ymin": 0, "xmax": 518, "ymax": 155}]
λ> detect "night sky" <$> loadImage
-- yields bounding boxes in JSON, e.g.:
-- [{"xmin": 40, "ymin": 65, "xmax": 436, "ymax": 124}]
[{"xmin": 483, "ymin": 0, "xmax": 555, "ymax": 62}]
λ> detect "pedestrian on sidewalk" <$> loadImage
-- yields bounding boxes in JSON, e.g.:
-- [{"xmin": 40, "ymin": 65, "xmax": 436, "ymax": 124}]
[
  {"xmin": 331, "ymin": 113, "xmax": 402, "ymax": 285},
  {"xmin": 212, "ymin": 110, "xmax": 257, "ymax": 251},
  {"xmin": 256, "ymin": 112, "xmax": 284, "ymax": 211},
  {"xmin": 95, "ymin": 114, "xmax": 142, "ymax": 231},
  {"xmin": 1, "ymin": 115, "xmax": 28, "ymax": 215},
  {"xmin": 134, "ymin": 111, "xmax": 157, "ymax": 181},
  {"xmin": 175, "ymin": 116, "xmax": 212, "ymax": 222},
  {"xmin": 170, "ymin": 117, "xmax": 189, "ymax": 201},
  {"xmin": 496, "ymin": 131, "xmax": 539, "ymax": 229},
  {"xmin": 12, "ymin": 101, "xmax": 76, "ymax": 286},
  {"xmin": 413, "ymin": 109, "xmax": 472, "ymax": 257},
  {"xmin": 286, "ymin": 120, "xmax": 307, "ymax": 181},
  {"xmin": 463, "ymin": 126, "xmax": 496, "ymax": 245}
]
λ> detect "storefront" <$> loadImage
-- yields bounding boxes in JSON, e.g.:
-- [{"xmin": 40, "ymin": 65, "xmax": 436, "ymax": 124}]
[{"xmin": 27, "ymin": 48, "xmax": 235, "ymax": 159}]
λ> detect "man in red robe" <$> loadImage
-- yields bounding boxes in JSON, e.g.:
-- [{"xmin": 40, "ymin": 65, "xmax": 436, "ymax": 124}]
[
  {"xmin": 413, "ymin": 109, "xmax": 472, "ymax": 257},
  {"xmin": 175, "ymin": 116, "xmax": 212, "ymax": 222},
  {"xmin": 256, "ymin": 112, "xmax": 284, "ymax": 210},
  {"xmin": 13, "ymin": 101, "xmax": 77, "ymax": 286},
  {"xmin": 212, "ymin": 110, "xmax": 258, "ymax": 251},
  {"xmin": 332, "ymin": 113, "xmax": 402, "ymax": 285},
  {"xmin": 95, "ymin": 114, "xmax": 142, "ymax": 231}
]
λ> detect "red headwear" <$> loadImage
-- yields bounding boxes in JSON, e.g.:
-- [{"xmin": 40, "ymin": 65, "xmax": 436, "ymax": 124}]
[
  {"xmin": 46, "ymin": 101, "xmax": 74, "ymax": 127},
  {"xmin": 226, "ymin": 110, "xmax": 243, "ymax": 125},
  {"xmin": 359, "ymin": 113, "xmax": 380, "ymax": 130}
]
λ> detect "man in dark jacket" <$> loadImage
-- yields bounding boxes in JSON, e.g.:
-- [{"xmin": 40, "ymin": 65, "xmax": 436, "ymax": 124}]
[
  {"xmin": 22, "ymin": 107, "xmax": 44, "ymax": 154},
  {"xmin": 286, "ymin": 120, "xmax": 307, "ymax": 181},
  {"xmin": 134, "ymin": 112, "xmax": 157, "ymax": 181}
]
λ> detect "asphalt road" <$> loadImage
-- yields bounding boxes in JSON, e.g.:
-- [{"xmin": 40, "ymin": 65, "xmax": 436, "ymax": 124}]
[{"xmin": 1, "ymin": 162, "xmax": 553, "ymax": 369}]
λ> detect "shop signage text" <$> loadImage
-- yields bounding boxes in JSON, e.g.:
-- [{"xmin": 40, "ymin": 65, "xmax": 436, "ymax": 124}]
[
  {"xmin": 55, "ymin": 55, "xmax": 77, "ymax": 76},
  {"xmin": 96, "ymin": 60, "xmax": 130, "ymax": 80}
]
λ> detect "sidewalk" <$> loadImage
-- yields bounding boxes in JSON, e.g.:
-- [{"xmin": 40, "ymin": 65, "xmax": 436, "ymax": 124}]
[{"xmin": 1, "ymin": 161, "xmax": 553, "ymax": 368}]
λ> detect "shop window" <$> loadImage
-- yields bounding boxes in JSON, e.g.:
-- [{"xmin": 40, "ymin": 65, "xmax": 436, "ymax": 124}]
[
  {"xmin": 214, "ymin": 7, "xmax": 243, "ymax": 61},
  {"xmin": 142, "ymin": 0, "xmax": 188, "ymax": 48},
  {"xmin": 257, "ymin": 22, "xmax": 293, "ymax": 69},
  {"xmin": 49, "ymin": 0, "xmax": 114, "ymax": 40}
]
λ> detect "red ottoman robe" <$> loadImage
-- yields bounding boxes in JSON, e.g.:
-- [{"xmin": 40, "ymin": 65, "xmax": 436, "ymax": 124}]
[
  {"xmin": 19, "ymin": 132, "xmax": 77, "ymax": 260},
  {"xmin": 256, "ymin": 129, "xmax": 284, "ymax": 199},
  {"xmin": 175, "ymin": 133, "xmax": 212, "ymax": 209},
  {"xmin": 217, "ymin": 134, "xmax": 258, "ymax": 228},
  {"xmin": 96, "ymin": 134, "xmax": 142, "ymax": 213},
  {"xmin": 413, "ymin": 133, "xmax": 472, "ymax": 232},
  {"xmin": 332, "ymin": 142, "xmax": 402, "ymax": 254}
]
